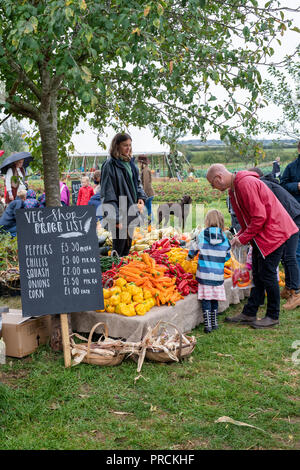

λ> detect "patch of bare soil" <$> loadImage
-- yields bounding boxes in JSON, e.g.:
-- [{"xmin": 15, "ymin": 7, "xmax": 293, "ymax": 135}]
[{"xmin": 0, "ymin": 369, "xmax": 29, "ymax": 388}]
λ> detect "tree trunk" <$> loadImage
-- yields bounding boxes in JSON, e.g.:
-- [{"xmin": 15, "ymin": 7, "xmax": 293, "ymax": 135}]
[
  {"xmin": 38, "ymin": 93, "xmax": 71, "ymax": 348},
  {"xmin": 38, "ymin": 102, "xmax": 60, "ymax": 206}
]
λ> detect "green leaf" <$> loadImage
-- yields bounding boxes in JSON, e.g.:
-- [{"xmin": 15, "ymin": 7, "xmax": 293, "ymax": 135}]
[{"xmin": 153, "ymin": 18, "xmax": 160, "ymax": 28}]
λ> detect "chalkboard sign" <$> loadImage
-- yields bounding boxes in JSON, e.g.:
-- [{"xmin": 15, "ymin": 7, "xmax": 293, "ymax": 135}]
[
  {"xmin": 72, "ymin": 180, "xmax": 81, "ymax": 205},
  {"xmin": 16, "ymin": 206, "xmax": 104, "ymax": 317}
]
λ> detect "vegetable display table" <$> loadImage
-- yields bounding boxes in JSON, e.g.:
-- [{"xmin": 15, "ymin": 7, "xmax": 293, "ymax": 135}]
[{"xmin": 71, "ymin": 279, "xmax": 250, "ymax": 342}]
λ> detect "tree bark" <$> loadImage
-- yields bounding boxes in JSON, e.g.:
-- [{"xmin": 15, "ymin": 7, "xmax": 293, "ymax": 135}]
[
  {"xmin": 38, "ymin": 87, "xmax": 69, "ymax": 348},
  {"xmin": 38, "ymin": 101, "xmax": 60, "ymax": 206}
]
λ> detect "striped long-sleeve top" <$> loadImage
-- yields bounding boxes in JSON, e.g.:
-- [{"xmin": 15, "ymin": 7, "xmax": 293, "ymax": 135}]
[{"xmin": 188, "ymin": 227, "xmax": 231, "ymax": 286}]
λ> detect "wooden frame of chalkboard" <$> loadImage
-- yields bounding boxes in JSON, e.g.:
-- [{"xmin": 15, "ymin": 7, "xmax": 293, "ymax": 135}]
[{"xmin": 16, "ymin": 206, "xmax": 104, "ymax": 367}]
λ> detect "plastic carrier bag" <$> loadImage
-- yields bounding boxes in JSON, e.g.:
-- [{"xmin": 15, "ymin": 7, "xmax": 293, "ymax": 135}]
[{"xmin": 231, "ymin": 245, "xmax": 253, "ymax": 290}]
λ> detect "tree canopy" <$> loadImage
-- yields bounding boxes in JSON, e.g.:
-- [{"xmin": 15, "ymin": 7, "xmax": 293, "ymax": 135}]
[
  {"xmin": 0, "ymin": 0, "xmax": 299, "ymax": 203},
  {"xmin": 262, "ymin": 44, "xmax": 300, "ymax": 140}
]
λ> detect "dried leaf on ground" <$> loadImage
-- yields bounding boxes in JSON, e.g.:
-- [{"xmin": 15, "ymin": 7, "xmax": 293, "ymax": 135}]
[{"xmin": 215, "ymin": 416, "xmax": 267, "ymax": 433}]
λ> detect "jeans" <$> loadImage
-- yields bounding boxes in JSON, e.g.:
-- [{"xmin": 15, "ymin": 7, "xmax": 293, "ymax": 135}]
[
  {"xmin": 282, "ymin": 231, "xmax": 300, "ymax": 290},
  {"xmin": 242, "ymin": 243, "xmax": 284, "ymax": 320},
  {"xmin": 296, "ymin": 235, "xmax": 300, "ymax": 278},
  {"xmin": 201, "ymin": 299, "xmax": 218, "ymax": 312},
  {"xmin": 145, "ymin": 196, "xmax": 154, "ymax": 224}
]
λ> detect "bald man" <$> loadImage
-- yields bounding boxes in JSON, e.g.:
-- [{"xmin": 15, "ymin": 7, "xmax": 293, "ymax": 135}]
[{"xmin": 206, "ymin": 164, "xmax": 298, "ymax": 328}]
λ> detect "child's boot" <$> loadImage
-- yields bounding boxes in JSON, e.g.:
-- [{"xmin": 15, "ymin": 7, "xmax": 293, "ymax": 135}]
[
  {"xmin": 210, "ymin": 310, "xmax": 218, "ymax": 330},
  {"xmin": 203, "ymin": 310, "xmax": 212, "ymax": 333}
]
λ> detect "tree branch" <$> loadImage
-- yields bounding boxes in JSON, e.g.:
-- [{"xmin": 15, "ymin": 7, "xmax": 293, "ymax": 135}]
[
  {"xmin": 5, "ymin": 97, "xmax": 39, "ymax": 122},
  {"xmin": 7, "ymin": 56, "xmax": 42, "ymax": 101}
]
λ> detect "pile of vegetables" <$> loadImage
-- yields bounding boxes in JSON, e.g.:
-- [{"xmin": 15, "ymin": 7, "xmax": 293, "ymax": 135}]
[
  {"xmin": 100, "ymin": 253, "xmax": 185, "ymax": 316},
  {"xmin": 164, "ymin": 263, "xmax": 198, "ymax": 296}
]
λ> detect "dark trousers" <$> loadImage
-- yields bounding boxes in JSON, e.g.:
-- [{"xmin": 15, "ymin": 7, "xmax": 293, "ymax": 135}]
[
  {"xmin": 242, "ymin": 243, "xmax": 284, "ymax": 320},
  {"xmin": 201, "ymin": 299, "xmax": 218, "ymax": 312},
  {"xmin": 112, "ymin": 227, "xmax": 132, "ymax": 257},
  {"xmin": 282, "ymin": 231, "xmax": 300, "ymax": 290}
]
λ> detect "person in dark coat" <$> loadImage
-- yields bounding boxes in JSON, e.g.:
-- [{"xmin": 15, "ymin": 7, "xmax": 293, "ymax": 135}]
[
  {"xmin": 100, "ymin": 133, "xmax": 147, "ymax": 256},
  {"xmin": 280, "ymin": 141, "xmax": 300, "ymax": 294},
  {"xmin": 226, "ymin": 194, "xmax": 241, "ymax": 234},
  {"xmin": 250, "ymin": 167, "xmax": 300, "ymax": 311},
  {"xmin": 280, "ymin": 142, "xmax": 300, "ymax": 204},
  {"xmin": 271, "ymin": 157, "xmax": 281, "ymax": 179},
  {"xmin": 88, "ymin": 184, "xmax": 102, "ymax": 221},
  {"xmin": 0, "ymin": 189, "xmax": 26, "ymax": 237}
]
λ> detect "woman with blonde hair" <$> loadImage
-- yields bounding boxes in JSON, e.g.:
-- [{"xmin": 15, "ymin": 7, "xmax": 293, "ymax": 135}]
[
  {"xmin": 100, "ymin": 133, "xmax": 147, "ymax": 256},
  {"xmin": 187, "ymin": 209, "xmax": 231, "ymax": 333}
]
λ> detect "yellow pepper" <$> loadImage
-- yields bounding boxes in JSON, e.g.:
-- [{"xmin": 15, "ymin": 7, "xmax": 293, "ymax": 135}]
[
  {"xmin": 120, "ymin": 291, "xmax": 132, "ymax": 304},
  {"xmin": 119, "ymin": 303, "xmax": 136, "ymax": 316},
  {"xmin": 146, "ymin": 298, "xmax": 155, "ymax": 308},
  {"xmin": 126, "ymin": 283, "xmax": 142, "ymax": 296},
  {"xmin": 133, "ymin": 293, "xmax": 144, "ymax": 303},
  {"xmin": 143, "ymin": 289, "xmax": 152, "ymax": 299},
  {"xmin": 111, "ymin": 286, "xmax": 122, "ymax": 295},
  {"xmin": 103, "ymin": 288, "xmax": 112, "ymax": 299},
  {"xmin": 115, "ymin": 278, "xmax": 127, "ymax": 288},
  {"xmin": 135, "ymin": 303, "xmax": 147, "ymax": 316},
  {"xmin": 106, "ymin": 304, "xmax": 115, "ymax": 313},
  {"xmin": 110, "ymin": 293, "xmax": 121, "ymax": 306}
]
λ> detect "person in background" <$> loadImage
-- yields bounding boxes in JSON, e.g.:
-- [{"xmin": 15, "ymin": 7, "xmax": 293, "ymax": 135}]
[
  {"xmin": 60, "ymin": 179, "xmax": 70, "ymax": 206},
  {"xmin": 76, "ymin": 176, "xmax": 94, "ymax": 206},
  {"xmin": 206, "ymin": 164, "xmax": 298, "ymax": 329},
  {"xmin": 88, "ymin": 184, "xmax": 102, "ymax": 221},
  {"xmin": 100, "ymin": 133, "xmax": 147, "ymax": 257},
  {"xmin": 5, "ymin": 158, "xmax": 27, "ymax": 203},
  {"xmin": 0, "ymin": 190, "xmax": 5, "ymax": 217},
  {"xmin": 271, "ymin": 156, "xmax": 281, "ymax": 179},
  {"xmin": 280, "ymin": 141, "xmax": 300, "ymax": 277},
  {"xmin": 139, "ymin": 156, "xmax": 155, "ymax": 225},
  {"xmin": 226, "ymin": 194, "xmax": 241, "ymax": 234},
  {"xmin": 93, "ymin": 170, "xmax": 101, "ymax": 186},
  {"xmin": 0, "ymin": 189, "xmax": 26, "ymax": 237},
  {"xmin": 38, "ymin": 193, "xmax": 46, "ymax": 208},
  {"xmin": 24, "ymin": 189, "xmax": 39, "ymax": 209},
  {"xmin": 187, "ymin": 209, "xmax": 231, "ymax": 333}
]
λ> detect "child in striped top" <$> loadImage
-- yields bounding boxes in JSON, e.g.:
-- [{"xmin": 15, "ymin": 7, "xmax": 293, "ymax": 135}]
[{"xmin": 187, "ymin": 209, "xmax": 231, "ymax": 333}]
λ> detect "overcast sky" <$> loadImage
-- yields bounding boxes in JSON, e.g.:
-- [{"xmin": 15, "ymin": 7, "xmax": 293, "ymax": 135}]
[{"xmin": 2, "ymin": 1, "xmax": 299, "ymax": 154}]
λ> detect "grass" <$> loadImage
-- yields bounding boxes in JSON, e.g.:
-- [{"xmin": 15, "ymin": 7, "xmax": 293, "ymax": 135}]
[
  {"xmin": 0, "ymin": 294, "xmax": 299, "ymax": 450},
  {"xmin": 0, "ymin": 190, "xmax": 298, "ymax": 450}
]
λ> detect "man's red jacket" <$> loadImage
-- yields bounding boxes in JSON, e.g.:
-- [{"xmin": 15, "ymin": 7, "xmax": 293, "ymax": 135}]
[{"xmin": 229, "ymin": 171, "xmax": 298, "ymax": 257}]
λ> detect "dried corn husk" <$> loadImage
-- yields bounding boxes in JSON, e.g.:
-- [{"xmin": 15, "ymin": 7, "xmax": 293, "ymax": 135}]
[
  {"xmin": 136, "ymin": 321, "xmax": 196, "ymax": 375},
  {"xmin": 70, "ymin": 323, "xmax": 142, "ymax": 367}
]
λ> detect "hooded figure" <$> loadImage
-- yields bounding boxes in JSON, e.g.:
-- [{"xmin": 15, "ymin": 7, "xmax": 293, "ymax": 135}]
[
  {"xmin": 188, "ymin": 227, "xmax": 231, "ymax": 286},
  {"xmin": 24, "ymin": 189, "xmax": 39, "ymax": 209},
  {"xmin": 38, "ymin": 193, "xmax": 46, "ymax": 208}
]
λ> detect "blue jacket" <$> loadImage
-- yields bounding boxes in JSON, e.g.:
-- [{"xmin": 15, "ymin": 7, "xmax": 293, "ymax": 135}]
[
  {"xmin": 188, "ymin": 227, "xmax": 231, "ymax": 286},
  {"xmin": 88, "ymin": 193, "xmax": 102, "ymax": 220},
  {"xmin": 280, "ymin": 155, "xmax": 300, "ymax": 203},
  {"xmin": 0, "ymin": 198, "xmax": 24, "ymax": 229}
]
